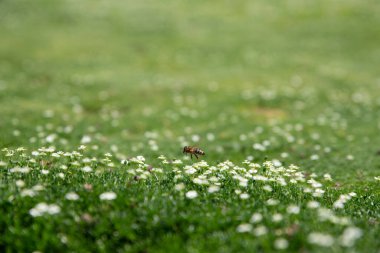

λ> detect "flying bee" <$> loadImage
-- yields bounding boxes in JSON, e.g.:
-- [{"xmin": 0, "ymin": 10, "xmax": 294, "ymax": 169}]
[{"xmin": 183, "ymin": 146, "xmax": 205, "ymax": 159}]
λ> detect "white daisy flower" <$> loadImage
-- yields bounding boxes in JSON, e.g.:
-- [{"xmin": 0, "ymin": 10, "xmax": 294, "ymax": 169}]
[
  {"xmin": 99, "ymin": 192, "xmax": 117, "ymax": 201},
  {"xmin": 65, "ymin": 192, "xmax": 79, "ymax": 201},
  {"xmin": 308, "ymin": 232, "xmax": 334, "ymax": 247},
  {"xmin": 185, "ymin": 190, "xmax": 198, "ymax": 199},
  {"xmin": 236, "ymin": 223, "xmax": 252, "ymax": 233},
  {"xmin": 274, "ymin": 238, "xmax": 288, "ymax": 250}
]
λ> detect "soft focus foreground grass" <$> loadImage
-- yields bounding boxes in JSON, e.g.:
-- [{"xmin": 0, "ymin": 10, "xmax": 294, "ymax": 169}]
[{"xmin": 0, "ymin": 0, "xmax": 380, "ymax": 252}]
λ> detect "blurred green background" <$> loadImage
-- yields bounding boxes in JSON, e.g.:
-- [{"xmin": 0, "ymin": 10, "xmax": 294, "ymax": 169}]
[{"xmin": 1, "ymin": 0, "xmax": 380, "ymax": 180}]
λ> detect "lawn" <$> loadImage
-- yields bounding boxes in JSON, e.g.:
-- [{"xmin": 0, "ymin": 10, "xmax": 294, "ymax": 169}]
[{"xmin": 0, "ymin": 0, "xmax": 379, "ymax": 252}]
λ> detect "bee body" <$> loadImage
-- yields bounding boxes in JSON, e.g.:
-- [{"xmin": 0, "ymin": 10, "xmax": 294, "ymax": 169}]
[{"xmin": 183, "ymin": 146, "xmax": 205, "ymax": 159}]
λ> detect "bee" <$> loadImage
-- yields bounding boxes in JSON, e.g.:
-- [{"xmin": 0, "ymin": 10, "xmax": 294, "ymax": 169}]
[{"xmin": 183, "ymin": 146, "xmax": 205, "ymax": 159}]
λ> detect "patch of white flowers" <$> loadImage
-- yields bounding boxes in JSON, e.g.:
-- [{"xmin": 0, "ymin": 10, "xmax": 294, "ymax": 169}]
[
  {"xmin": 1, "ymin": 148, "xmax": 367, "ymax": 250},
  {"xmin": 333, "ymin": 193, "xmax": 356, "ymax": 209},
  {"xmin": 29, "ymin": 203, "xmax": 61, "ymax": 217},
  {"xmin": 308, "ymin": 232, "xmax": 334, "ymax": 247}
]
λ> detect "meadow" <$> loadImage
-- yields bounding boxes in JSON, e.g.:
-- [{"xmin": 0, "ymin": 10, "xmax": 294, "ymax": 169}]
[{"xmin": 0, "ymin": 0, "xmax": 380, "ymax": 252}]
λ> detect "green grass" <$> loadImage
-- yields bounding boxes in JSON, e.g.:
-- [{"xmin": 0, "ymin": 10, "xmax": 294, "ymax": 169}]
[{"xmin": 0, "ymin": 0, "xmax": 380, "ymax": 252}]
